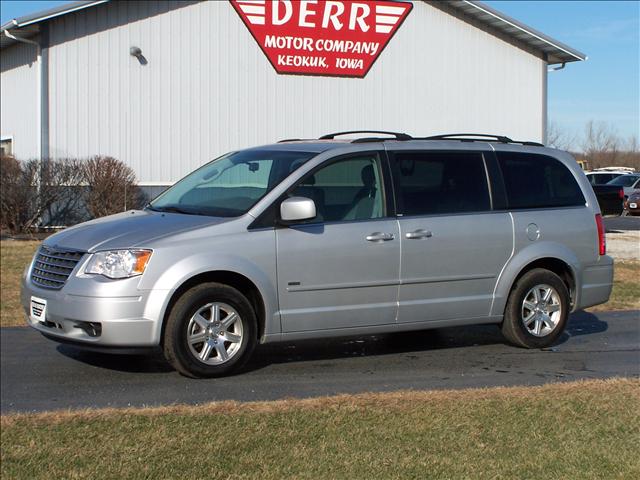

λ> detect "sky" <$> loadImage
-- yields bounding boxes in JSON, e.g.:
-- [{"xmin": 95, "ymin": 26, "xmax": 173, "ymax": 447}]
[
  {"xmin": 1, "ymin": 0, "xmax": 638, "ymax": 149},
  {"xmin": 485, "ymin": 1, "xmax": 639, "ymax": 148}
]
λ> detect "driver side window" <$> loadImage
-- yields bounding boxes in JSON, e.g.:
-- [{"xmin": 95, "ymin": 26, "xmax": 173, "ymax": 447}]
[{"xmin": 291, "ymin": 154, "xmax": 385, "ymax": 223}]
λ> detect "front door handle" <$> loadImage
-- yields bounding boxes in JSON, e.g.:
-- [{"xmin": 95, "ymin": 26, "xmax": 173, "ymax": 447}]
[
  {"xmin": 405, "ymin": 229, "xmax": 433, "ymax": 239},
  {"xmin": 366, "ymin": 232, "xmax": 395, "ymax": 242}
]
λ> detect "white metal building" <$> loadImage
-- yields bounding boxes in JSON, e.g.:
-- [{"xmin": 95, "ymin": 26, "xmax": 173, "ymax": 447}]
[{"xmin": 1, "ymin": 0, "xmax": 585, "ymax": 190}]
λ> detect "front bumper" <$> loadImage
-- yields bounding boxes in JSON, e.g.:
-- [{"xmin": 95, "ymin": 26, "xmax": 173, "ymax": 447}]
[{"xmin": 21, "ymin": 272, "xmax": 169, "ymax": 348}]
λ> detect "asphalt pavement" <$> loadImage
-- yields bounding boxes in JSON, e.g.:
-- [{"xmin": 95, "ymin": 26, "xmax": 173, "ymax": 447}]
[
  {"xmin": 604, "ymin": 215, "xmax": 640, "ymax": 231},
  {"xmin": 2, "ymin": 310, "xmax": 638, "ymax": 413}
]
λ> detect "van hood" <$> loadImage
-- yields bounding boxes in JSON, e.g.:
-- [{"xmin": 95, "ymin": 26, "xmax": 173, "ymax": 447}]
[{"xmin": 43, "ymin": 210, "xmax": 232, "ymax": 252}]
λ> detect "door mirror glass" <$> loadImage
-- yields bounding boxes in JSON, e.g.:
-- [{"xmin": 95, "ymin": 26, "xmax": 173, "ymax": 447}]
[{"xmin": 280, "ymin": 197, "xmax": 316, "ymax": 222}]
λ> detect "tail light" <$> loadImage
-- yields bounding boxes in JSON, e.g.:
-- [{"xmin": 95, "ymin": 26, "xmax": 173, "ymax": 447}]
[
  {"xmin": 618, "ymin": 188, "xmax": 624, "ymax": 199},
  {"xmin": 595, "ymin": 214, "xmax": 606, "ymax": 256}
]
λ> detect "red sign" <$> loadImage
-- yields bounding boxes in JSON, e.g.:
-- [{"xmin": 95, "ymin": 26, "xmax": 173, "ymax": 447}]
[{"xmin": 230, "ymin": 0, "xmax": 413, "ymax": 78}]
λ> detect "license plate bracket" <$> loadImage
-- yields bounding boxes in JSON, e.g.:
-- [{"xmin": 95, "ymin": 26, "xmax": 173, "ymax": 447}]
[{"xmin": 30, "ymin": 296, "xmax": 47, "ymax": 323}]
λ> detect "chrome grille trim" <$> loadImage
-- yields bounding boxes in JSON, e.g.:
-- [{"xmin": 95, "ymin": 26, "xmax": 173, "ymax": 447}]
[{"xmin": 30, "ymin": 246, "xmax": 84, "ymax": 290}]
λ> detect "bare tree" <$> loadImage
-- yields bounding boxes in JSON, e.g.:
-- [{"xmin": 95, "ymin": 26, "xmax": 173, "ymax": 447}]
[
  {"xmin": 1, "ymin": 157, "xmax": 85, "ymax": 233},
  {"xmin": 0, "ymin": 156, "xmax": 30, "ymax": 233},
  {"xmin": 574, "ymin": 121, "xmax": 639, "ymax": 170},
  {"xmin": 84, "ymin": 156, "xmax": 145, "ymax": 218},
  {"xmin": 546, "ymin": 121, "xmax": 577, "ymax": 151},
  {"xmin": 582, "ymin": 121, "xmax": 619, "ymax": 156},
  {"xmin": 623, "ymin": 135, "xmax": 638, "ymax": 153}
]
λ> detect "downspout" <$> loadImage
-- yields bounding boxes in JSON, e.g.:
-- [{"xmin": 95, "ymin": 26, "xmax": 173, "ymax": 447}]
[
  {"xmin": 3, "ymin": 27, "xmax": 42, "ymax": 160},
  {"xmin": 548, "ymin": 62, "xmax": 567, "ymax": 72},
  {"xmin": 541, "ymin": 54, "xmax": 548, "ymax": 145}
]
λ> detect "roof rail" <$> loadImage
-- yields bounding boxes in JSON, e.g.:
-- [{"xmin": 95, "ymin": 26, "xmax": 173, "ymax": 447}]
[
  {"xmin": 419, "ymin": 133, "xmax": 544, "ymax": 147},
  {"xmin": 421, "ymin": 133, "xmax": 514, "ymax": 143},
  {"xmin": 319, "ymin": 130, "xmax": 412, "ymax": 141},
  {"xmin": 593, "ymin": 166, "xmax": 636, "ymax": 173}
]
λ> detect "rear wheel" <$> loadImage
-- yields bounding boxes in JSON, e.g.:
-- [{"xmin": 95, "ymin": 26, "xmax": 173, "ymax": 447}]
[
  {"xmin": 163, "ymin": 282, "xmax": 257, "ymax": 378},
  {"xmin": 502, "ymin": 269, "xmax": 570, "ymax": 348}
]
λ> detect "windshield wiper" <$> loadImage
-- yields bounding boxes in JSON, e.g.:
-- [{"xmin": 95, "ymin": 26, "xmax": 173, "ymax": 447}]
[{"xmin": 146, "ymin": 205, "xmax": 197, "ymax": 215}]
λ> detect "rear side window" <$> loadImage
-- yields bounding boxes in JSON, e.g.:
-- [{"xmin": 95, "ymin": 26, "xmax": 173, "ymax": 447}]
[
  {"xmin": 390, "ymin": 152, "xmax": 491, "ymax": 216},
  {"xmin": 497, "ymin": 152, "xmax": 585, "ymax": 209}
]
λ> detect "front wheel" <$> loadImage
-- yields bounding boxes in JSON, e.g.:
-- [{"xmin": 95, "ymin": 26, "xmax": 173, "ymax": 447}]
[
  {"xmin": 502, "ymin": 269, "xmax": 570, "ymax": 349},
  {"xmin": 163, "ymin": 283, "xmax": 257, "ymax": 378}
]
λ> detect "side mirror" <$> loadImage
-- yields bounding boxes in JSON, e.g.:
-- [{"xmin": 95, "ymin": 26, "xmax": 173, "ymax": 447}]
[{"xmin": 280, "ymin": 197, "xmax": 316, "ymax": 223}]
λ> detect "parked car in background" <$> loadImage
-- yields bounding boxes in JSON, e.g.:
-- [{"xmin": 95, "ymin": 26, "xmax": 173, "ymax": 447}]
[
  {"xmin": 586, "ymin": 171, "xmax": 627, "ymax": 186},
  {"xmin": 21, "ymin": 132, "xmax": 614, "ymax": 377},
  {"xmin": 592, "ymin": 184, "xmax": 625, "ymax": 216},
  {"xmin": 606, "ymin": 173, "xmax": 640, "ymax": 198},
  {"xmin": 624, "ymin": 191, "xmax": 640, "ymax": 216}
]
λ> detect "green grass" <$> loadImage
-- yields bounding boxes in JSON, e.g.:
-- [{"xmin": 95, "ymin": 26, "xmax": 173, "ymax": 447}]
[
  {"xmin": 589, "ymin": 260, "xmax": 640, "ymax": 311},
  {"xmin": 1, "ymin": 379, "xmax": 639, "ymax": 479},
  {"xmin": 0, "ymin": 241, "xmax": 39, "ymax": 327}
]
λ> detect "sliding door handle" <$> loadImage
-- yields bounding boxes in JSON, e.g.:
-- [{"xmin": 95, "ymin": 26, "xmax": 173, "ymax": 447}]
[
  {"xmin": 405, "ymin": 229, "xmax": 432, "ymax": 239},
  {"xmin": 366, "ymin": 232, "xmax": 395, "ymax": 242}
]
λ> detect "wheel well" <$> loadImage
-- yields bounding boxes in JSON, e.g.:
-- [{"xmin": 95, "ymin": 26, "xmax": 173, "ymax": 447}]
[
  {"xmin": 513, "ymin": 258, "xmax": 576, "ymax": 306},
  {"xmin": 160, "ymin": 271, "xmax": 266, "ymax": 345}
]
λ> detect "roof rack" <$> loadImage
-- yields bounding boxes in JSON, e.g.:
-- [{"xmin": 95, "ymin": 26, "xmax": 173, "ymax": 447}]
[
  {"xmin": 319, "ymin": 130, "xmax": 412, "ymax": 141},
  {"xmin": 422, "ymin": 133, "xmax": 513, "ymax": 143},
  {"xmin": 419, "ymin": 133, "xmax": 544, "ymax": 147},
  {"xmin": 283, "ymin": 132, "xmax": 544, "ymax": 146}
]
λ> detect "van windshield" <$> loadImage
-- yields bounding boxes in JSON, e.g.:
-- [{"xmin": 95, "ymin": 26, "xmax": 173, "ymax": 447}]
[{"xmin": 148, "ymin": 150, "xmax": 317, "ymax": 217}]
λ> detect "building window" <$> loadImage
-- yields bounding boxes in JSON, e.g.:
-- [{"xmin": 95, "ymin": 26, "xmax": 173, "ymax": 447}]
[{"xmin": 0, "ymin": 137, "xmax": 13, "ymax": 157}]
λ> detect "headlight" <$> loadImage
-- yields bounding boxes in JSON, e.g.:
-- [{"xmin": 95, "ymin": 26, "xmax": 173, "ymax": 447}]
[{"xmin": 85, "ymin": 250, "xmax": 152, "ymax": 279}]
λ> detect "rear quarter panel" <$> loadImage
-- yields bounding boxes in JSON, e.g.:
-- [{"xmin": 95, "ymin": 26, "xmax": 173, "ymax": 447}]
[{"xmin": 490, "ymin": 146, "xmax": 609, "ymax": 315}]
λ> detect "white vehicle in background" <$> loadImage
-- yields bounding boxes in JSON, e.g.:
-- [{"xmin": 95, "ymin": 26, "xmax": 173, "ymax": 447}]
[
  {"xmin": 593, "ymin": 167, "xmax": 636, "ymax": 173},
  {"xmin": 585, "ymin": 168, "xmax": 634, "ymax": 186}
]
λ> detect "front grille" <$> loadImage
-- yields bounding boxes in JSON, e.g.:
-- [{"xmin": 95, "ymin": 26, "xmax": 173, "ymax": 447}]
[{"xmin": 31, "ymin": 246, "xmax": 84, "ymax": 290}]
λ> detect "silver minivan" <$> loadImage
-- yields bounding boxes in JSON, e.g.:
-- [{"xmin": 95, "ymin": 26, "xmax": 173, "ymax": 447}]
[{"xmin": 21, "ymin": 132, "xmax": 614, "ymax": 377}]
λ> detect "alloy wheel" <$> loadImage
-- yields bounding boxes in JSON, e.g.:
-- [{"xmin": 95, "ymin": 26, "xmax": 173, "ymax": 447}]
[
  {"xmin": 521, "ymin": 284, "xmax": 562, "ymax": 337},
  {"xmin": 186, "ymin": 302, "xmax": 244, "ymax": 365}
]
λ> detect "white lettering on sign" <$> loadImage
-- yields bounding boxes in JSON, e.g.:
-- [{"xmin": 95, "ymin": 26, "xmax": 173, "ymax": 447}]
[
  {"xmin": 264, "ymin": 35, "xmax": 381, "ymax": 56},
  {"xmin": 322, "ymin": 1, "xmax": 344, "ymax": 30},
  {"xmin": 278, "ymin": 54, "xmax": 328, "ymax": 68},
  {"xmin": 299, "ymin": 0, "xmax": 318, "ymax": 28},
  {"xmin": 272, "ymin": 0, "xmax": 292, "ymax": 26},
  {"xmin": 262, "ymin": 0, "xmax": 383, "ymax": 32},
  {"xmin": 231, "ymin": 0, "xmax": 413, "ymax": 78},
  {"xmin": 348, "ymin": 3, "xmax": 370, "ymax": 32},
  {"xmin": 336, "ymin": 57, "xmax": 364, "ymax": 69}
]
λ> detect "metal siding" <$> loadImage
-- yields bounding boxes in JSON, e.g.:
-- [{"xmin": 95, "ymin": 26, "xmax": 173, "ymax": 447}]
[
  {"xmin": 43, "ymin": 0, "xmax": 543, "ymax": 184},
  {"xmin": 0, "ymin": 42, "xmax": 39, "ymax": 159}
]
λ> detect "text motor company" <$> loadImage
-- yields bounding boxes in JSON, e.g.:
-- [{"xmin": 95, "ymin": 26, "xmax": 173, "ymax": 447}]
[{"xmin": 231, "ymin": 0, "xmax": 413, "ymax": 77}]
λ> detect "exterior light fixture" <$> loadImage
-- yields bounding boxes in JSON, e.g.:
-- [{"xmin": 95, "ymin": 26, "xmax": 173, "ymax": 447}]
[{"xmin": 129, "ymin": 46, "xmax": 147, "ymax": 65}]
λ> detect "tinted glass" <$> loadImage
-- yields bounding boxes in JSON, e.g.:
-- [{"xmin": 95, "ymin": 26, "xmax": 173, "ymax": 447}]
[
  {"xmin": 391, "ymin": 152, "xmax": 491, "ymax": 215},
  {"xmin": 290, "ymin": 154, "xmax": 384, "ymax": 222},
  {"xmin": 497, "ymin": 152, "xmax": 585, "ymax": 209},
  {"xmin": 606, "ymin": 174, "xmax": 640, "ymax": 187},
  {"xmin": 150, "ymin": 150, "xmax": 316, "ymax": 217},
  {"xmin": 588, "ymin": 173, "xmax": 619, "ymax": 185}
]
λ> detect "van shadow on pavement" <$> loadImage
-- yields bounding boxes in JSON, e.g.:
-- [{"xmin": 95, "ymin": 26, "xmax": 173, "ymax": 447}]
[{"xmin": 55, "ymin": 310, "xmax": 609, "ymax": 375}]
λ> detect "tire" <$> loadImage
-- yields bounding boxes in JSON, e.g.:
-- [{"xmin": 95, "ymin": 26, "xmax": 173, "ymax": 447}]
[
  {"xmin": 501, "ymin": 268, "xmax": 570, "ymax": 349},
  {"xmin": 163, "ymin": 282, "xmax": 257, "ymax": 378}
]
